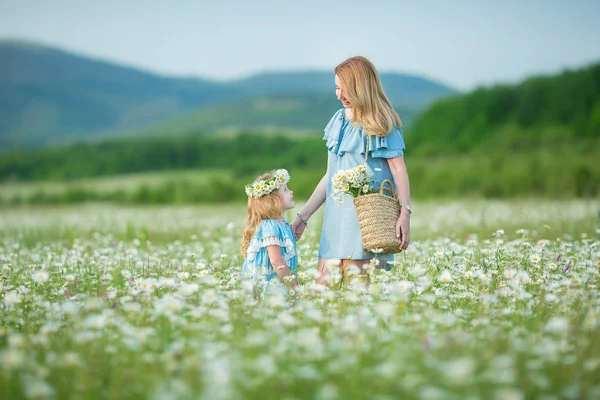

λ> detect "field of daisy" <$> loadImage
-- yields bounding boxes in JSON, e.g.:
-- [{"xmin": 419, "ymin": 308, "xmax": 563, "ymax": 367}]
[{"xmin": 1, "ymin": 199, "xmax": 599, "ymax": 399}]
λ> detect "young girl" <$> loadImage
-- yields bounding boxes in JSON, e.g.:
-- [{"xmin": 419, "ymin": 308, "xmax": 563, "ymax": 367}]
[{"xmin": 241, "ymin": 169, "xmax": 300, "ymax": 295}]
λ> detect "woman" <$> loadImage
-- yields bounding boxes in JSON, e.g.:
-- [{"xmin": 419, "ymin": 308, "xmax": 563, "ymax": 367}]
[{"xmin": 291, "ymin": 56, "xmax": 411, "ymax": 285}]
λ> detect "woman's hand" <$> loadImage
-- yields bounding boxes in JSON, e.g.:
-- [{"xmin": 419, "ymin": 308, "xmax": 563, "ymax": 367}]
[
  {"xmin": 395, "ymin": 211, "xmax": 410, "ymax": 251},
  {"xmin": 387, "ymin": 156, "xmax": 411, "ymax": 252},
  {"xmin": 291, "ymin": 216, "xmax": 306, "ymax": 241},
  {"xmin": 290, "ymin": 173, "xmax": 327, "ymax": 242}
]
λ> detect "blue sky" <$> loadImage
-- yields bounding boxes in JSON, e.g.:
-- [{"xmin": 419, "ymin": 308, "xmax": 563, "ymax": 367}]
[{"xmin": 1, "ymin": 0, "xmax": 599, "ymax": 90}]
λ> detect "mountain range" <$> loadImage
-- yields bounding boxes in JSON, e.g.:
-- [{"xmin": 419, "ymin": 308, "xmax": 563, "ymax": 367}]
[{"xmin": 0, "ymin": 40, "xmax": 456, "ymax": 149}]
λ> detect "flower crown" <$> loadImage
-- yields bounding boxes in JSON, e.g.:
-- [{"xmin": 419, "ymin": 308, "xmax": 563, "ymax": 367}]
[{"xmin": 245, "ymin": 169, "xmax": 290, "ymax": 198}]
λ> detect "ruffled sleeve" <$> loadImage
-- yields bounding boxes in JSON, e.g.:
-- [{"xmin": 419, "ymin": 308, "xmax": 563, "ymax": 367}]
[
  {"xmin": 246, "ymin": 220, "xmax": 296, "ymax": 264},
  {"xmin": 323, "ymin": 109, "xmax": 346, "ymax": 155},
  {"xmin": 369, "ymin": 127, "xmax": 406, "ymax": 159},
  {"xmin": 323, "ymin": 109, "xmax": 406, "ymax": 158}
]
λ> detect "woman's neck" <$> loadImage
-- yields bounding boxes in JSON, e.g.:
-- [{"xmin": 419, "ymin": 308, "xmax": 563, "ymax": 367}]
[{"xmin": 344, "ymin": 108, "xmax": 353, "ymax": 119}]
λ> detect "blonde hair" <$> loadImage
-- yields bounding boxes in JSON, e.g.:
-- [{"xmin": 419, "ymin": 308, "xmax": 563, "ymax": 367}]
[
  {"xmin": 335, "ymin": 56, "xmax": 402, "ymax": 136},
  {"xmin": 240, "ymin": 172, "xmax": 284, "ymax": 257}
]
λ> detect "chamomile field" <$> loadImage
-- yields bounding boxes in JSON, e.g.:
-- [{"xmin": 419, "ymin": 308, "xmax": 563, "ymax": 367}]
[{"xmin": 1, "ymin": 199, "xmax": 599, "ymax": 399}]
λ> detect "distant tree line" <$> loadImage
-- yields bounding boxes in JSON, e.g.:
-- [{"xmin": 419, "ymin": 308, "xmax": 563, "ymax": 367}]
[
  {"xmin": 409, "ymin": 62, "xmax": 600, "ymax": 154},
  {"xmin": 0, "ymin": 134, "xmax": 597, "ymax": 204},
  {"xmin": 0, "ymin": 133, "xmax": 326, "ymax": 181}
]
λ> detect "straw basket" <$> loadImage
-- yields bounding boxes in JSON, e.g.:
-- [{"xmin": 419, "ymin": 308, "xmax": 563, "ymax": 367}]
[{"xmin": 353, "ymin": 179, "xmax": 401, "ymax": 254}]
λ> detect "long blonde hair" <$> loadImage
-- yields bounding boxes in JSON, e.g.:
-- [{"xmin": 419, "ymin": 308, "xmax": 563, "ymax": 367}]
[
  {"xmin": 240, "ymin": 172, "xmax": 284, "ymax": 257},
  {"xmin": 335, "ymin": 56, "xmax": 402, "ymax": 136}
]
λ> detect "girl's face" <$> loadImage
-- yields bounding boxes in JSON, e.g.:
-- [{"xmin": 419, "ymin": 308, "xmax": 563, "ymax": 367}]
[
  {"xmin": 335, "ymin": 74, "xmax": 352, "ymax": 108},
  {"xmin": 278, "ymin": 184, "xmax": 295, "ymax": 212}
]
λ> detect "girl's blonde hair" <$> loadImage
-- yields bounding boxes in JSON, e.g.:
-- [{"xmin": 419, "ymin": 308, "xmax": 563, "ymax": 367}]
[
  {"xmin": 241, "ymin": 172, "xmax": 284, "ymax": 257},
  {"xmin": 335, "ymin": 56, "xmax": 402, "ymax": 136}
]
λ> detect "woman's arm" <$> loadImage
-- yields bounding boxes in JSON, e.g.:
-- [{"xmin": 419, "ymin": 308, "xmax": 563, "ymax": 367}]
[
  {"xmin": 266, "ymin": 245, "xmax": 299, "ymax": 290},
  {"xmin": 291, "ymin": 173, "xmax": 328, "ymax": 239},
  {"xmin": 387, "ymin": 156, "xmax": 411, "ymax": 251}
]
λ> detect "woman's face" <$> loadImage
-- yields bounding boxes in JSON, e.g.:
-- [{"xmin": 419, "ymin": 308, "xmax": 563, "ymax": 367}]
[{"xmin": 335, "ymin": 74, "xmax": 352, "ymax": 108}]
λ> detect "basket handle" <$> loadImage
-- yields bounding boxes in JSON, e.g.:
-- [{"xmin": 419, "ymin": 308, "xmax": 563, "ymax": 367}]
[{"xmin": 377, "ymin": 179, "xmax": 397, "ymax": 197}]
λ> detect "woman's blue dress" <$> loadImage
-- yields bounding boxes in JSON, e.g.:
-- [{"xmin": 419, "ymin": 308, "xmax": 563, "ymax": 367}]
[{"xmin": 318, "ymin": 108, "xmax": 406, "ymax": 263}]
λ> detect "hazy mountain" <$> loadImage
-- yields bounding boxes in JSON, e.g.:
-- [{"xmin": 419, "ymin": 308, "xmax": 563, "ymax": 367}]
[
  {"xmin": 228, "ymin": 71, "xmax": 454, "ymax": 109},
  {"xmin": 0, "ymin": 40, "xmax": 239, "ymax": 148},
  {"xmin": 0, "ymin": 40, "xmax": 456, "ymax": 149},
  {"xmin": 139, "ymin": 92, "xmax": 416, "ymax": 136}
]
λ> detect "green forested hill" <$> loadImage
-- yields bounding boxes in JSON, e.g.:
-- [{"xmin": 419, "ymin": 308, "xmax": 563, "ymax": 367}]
[
  {"xmin": 0, "ymin": 40, "xmax": 454, "ymax": 149},
  {"xmin": 408, "ymin": 62, "xmax": 600, "ymax": 155}
]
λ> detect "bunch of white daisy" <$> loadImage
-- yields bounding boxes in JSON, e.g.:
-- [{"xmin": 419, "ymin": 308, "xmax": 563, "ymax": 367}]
[{"xmin": 331, "ymin": 164, "xmax": 375, "ymax": 200}]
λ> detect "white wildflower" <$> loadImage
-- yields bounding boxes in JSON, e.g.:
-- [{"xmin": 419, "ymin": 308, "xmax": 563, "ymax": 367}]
[
  {"xmin": 32, "ymin": 270, "xmax": 50, "ymax": 283},
  {"xmin": 438, "ymin": 270, "xmax": 452, "ymax": 283},
  {"xmin": 1, "ymin": 349, "xmax": 25, "ymax": 370}
]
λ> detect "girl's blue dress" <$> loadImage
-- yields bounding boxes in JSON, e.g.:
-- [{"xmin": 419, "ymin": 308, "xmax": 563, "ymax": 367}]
[
  {"xmin": 319, "ymin": 108, "xmax": 406, "ymax": 263},
  {"xmin": 241, "ymin": 219, "xmax": 298, "ymax": 289}
]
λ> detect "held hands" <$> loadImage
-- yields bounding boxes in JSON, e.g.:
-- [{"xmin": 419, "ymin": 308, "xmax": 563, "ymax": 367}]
[
  {"xmin": 291, "ymin": 214, "xmax": 307, "ymax": 241},
  {"xmin": 395, "ymin": 211, "xmax": 411, "ymax": 251}
]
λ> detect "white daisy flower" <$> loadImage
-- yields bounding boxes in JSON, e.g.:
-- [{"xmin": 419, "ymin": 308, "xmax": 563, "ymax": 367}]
[{"xmin": 32, "ymin": 270, "xmax": 50, "ymax": 283}]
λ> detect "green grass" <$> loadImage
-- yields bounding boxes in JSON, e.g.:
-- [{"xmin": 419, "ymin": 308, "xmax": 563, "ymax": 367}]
[
  {"xmin": 0, "ymin": 200, "xmax": 599, "ymax": 399},
  {"xmin": 1, "ymin": 198, "xmax": 598, "ymax": 245},
  {"xmin": 0, "ymin": 169, "xmax": 232, "ymax": 201}
]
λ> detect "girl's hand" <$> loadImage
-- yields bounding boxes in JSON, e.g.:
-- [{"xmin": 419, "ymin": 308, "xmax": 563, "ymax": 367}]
[
  {"xmin": 291, "ymin": 216, "xmax": 306, "ymax": 241},
  {"xmin": 395, "ymin": 212, "xmax": 410, "ymax": 251}
]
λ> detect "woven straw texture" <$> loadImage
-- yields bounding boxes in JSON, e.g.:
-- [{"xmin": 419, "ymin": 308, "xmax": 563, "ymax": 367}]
[{"xmin": 353, "ymin": 179, "xmax": 401, "ymax": 254}]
